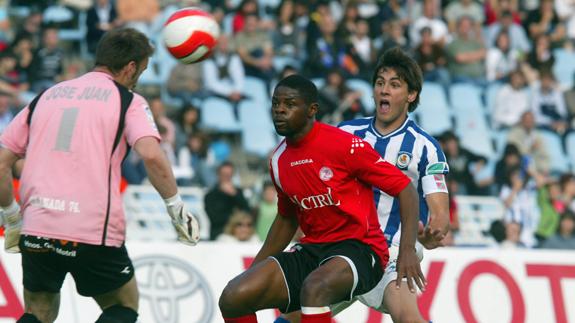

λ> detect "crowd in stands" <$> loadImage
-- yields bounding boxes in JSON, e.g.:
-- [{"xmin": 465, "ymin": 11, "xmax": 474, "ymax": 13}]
[{"xmin": 0, "ymin": 0, "xmax": 575, "ymax": 250}]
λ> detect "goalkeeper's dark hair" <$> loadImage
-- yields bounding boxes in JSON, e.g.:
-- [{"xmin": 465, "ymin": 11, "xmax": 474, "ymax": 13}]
[
  {"xmin": 372, "ymin": 47, "xmax": 423, "ymax": 112},
  {"xmin": 275, "ymin": 74, "xmax": 318, "ymax": 106},
  {"xmin": 94, "ymin": 28, "xmax": 154, "ymax": 74}
]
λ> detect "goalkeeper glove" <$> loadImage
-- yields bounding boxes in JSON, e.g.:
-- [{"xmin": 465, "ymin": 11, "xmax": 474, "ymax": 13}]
[
  {"xmin": 164, "ymin": 194, "xmax": 200, "ymax": 246},
  {"xmin": 2, "ymin": 200, "xmax": 22, "ymax": 253}
]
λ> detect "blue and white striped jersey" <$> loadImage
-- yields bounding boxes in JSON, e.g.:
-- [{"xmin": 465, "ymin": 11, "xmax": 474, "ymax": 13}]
[{"xmin": 339, "ymin": 117, "xmax": 449, "ymax": 246}]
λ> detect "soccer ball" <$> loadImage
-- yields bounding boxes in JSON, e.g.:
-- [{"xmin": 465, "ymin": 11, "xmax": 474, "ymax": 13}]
[{"xmin": 162, "ymin": 7, "xmax": 220, "ymax": 64}]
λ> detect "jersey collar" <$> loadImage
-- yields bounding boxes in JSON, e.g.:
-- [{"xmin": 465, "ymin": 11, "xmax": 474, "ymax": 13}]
[
  {"xmin": 287, "ymin": 121, "xmax": 320, "ymax": 148},
  {"xmin": 369, "ymin": 117, "xmax": 411, "ymax": 139}
]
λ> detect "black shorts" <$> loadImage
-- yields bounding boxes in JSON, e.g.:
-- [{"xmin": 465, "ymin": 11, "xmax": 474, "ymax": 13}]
[
  {"xmin": 271, "ymin": 239, "xmax": 383, "ymax": 313},
  {"xmin": 19, "ymin": 235, "xmax": 134, "ymax": 297}
]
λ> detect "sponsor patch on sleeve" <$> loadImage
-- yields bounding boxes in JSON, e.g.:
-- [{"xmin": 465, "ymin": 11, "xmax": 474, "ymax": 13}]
[{"xmin": 425, "ymin": 162, "xmax": 449, "ymax": 175}]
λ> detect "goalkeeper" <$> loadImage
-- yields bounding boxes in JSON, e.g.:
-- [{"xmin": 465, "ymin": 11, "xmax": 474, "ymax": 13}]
[{"xmin": 0, "ymin": 28, "xmax": 199, "ymax": 323}]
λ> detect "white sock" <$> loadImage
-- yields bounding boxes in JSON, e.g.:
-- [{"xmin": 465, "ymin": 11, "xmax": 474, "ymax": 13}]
[{"xmin": 301, "ymin": 307, "xmax": 330, "ymax": 315}]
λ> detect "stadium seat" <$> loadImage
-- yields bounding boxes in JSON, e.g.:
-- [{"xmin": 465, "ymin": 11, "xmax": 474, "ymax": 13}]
[
  {"xmin": 553, "ymin": 48, "xmax": 575, "ymax": 89},
  {"xmin": 123, "ymin": 185, "xmax": 210, "ymax": 241},
  {"xmin": 565, "ymin": 132, "xmax": 575, "ymax": 172},
  {"xmin": 417, "ymin": 82, "xmax": 452, "ymax": 136},
  {"xmin": 454, "ymin": 195, "xmax": 505, "ymax": 246},
  {"xmin": 273, "ymin": 56, "xmax": 301, "ymax": 72},
  {"xmin": 57, "ymin": 10, "xmax": 89, "ymax": 59},
  {"xmin": 242, "ymin": 76, "xmax": 269, "ymax": 103},
  {"xmin": 346, "ymin": 78, "xmax": 375, "ymax": 113},
  {"xmin": 238, "ymin": 99, "xmax": 273, "ymax": 129},
  {"xmin": 200, "ymin": 97, "xmax": 242, "ymax": 133},
  {"xmin": 485, "ymin": 82, "xmax": 502, "ymax": 115},
  {"xmin": 493, "ymin": 128, "xmax": 509, "ymax": 158},
  {"xmin": 454, "ymin": 107, "xmax": 495, "ymax": 157},
  {"xmin": 311, "ymin": 78, "xmax": 325, "ymax": 89},
  {"xmin": 539, "ymin": 129, "xmax": 571, "ymax": 174},
  {"xmin": 449, "ymin": 83, "xmax": 484, "ymax": 112},
  {"xmin": 241, "ymin": 125, "xmax": 278, "ymax": 158}
]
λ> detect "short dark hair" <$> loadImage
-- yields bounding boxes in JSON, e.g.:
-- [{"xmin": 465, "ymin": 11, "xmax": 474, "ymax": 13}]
[
  {"xmin": 94, "ymin": 28, "xmax": 154, "ymax": 74},
  {"xmin": 372, "ymin": 47, "xmax": 423, "ymax": 112},
  {"xmin": 275, "ymin": 74, "xmax": 318, "ymax": 105}
]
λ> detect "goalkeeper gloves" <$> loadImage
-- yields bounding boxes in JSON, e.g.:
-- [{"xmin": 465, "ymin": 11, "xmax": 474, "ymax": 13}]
[
  {"xmin": 164, "ymin": 194, "xmax": 200, "ymax": 246},
  {"xmin": 1, "ymin": 200, "xmax": 22, "ymax": 253}
]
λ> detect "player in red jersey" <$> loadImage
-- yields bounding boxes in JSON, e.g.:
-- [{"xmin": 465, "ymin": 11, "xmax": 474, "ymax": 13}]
[{"xmin": 218, "ymin": 75, "xmax": 423, "ymax": 323}]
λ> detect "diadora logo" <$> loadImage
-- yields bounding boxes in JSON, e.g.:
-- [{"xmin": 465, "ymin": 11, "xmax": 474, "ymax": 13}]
[
  {"xmin": 291, "ymin": 187, "xmax": 341, "ymax": 210},
  {"xmin": 350, "ymin": 138, "xmax": 365, "ymax": 154},
  {"xmin": 290, "ymin": 159, "xmax": 313, "ymax": 167}
]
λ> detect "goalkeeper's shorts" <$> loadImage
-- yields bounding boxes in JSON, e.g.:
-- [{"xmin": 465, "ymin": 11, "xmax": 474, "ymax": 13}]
[{"xmin": 20, "ymin": 235, "xmax": 134, "ymax": 296}]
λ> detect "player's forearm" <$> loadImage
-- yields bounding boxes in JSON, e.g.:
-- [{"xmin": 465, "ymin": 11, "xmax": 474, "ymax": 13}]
[
  {"xmin": 398, "ymin": 184, "xmax": 419, "ymax": 250},
  {"xmin": 135, "ymin": 138, "xmax": 178, "ymax": 199},
  {"xmin": 252, "ymin": 214, "xmax": 298, "ymax": 266},
  {"xmin": 426, "ymin": 193, "xmax": 450, "ymax": 235},
  {"xmin": 0, "ymin": 149, "xmax": 18, "ymax": 207}
]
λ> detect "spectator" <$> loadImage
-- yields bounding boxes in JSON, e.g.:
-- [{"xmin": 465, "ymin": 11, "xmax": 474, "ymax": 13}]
[
  {"xmin": 0, "ymin": 51, "xmax": 29, "ymax": 104},
  {"xmin": 232, "ymin": 0, "xmax": 259, "ymax": 34},
  {"xmin": 486, "ymin": 30, "xmax": 520, "ymax": 83},
  {"xmin": 86, "ymin": 0, "xmax": 121, "ymax": 54},
  {"xmin": 444, "ymin": 0, "xmax": 484, "ymax": 36},
  {"xmin": 177, "ymin": 132, "xmax": 217, "ymax": 188},
  {"xmin": 121, "ymin": 151, "xmax": 147, "ymax": 185},
  {"xmin": 116, "ymin": 0, "xmax": 161, "ymax": 37},
  {"xmin": 204, "ymin": 161, "xmax": 250, "ymax": 240},
  {"xmin": 535, "ymin": 179, "xmax": 562, "ymax": 244},
  {"xmin": 234, "ymin": 14, "xmax": 275, "ymax": 86},
  {"xmin": 558, "ymin": 173, "xmax": 575, "ymax": 213},
  {"xmin": 149, "ymin": 97, "xmax": 176, "ymax": 149},
  {"xmin": 409, "ymin": 0, "xmax": 448, "ymax": 48},
  {"xmin": 484, "ymin": 0, "xmax": 521, "ymax": 26},
  {"xmin": 255, "ymin": 181, "xmax": 277, "ymax": 241},
  {"xmin": 13, "ymin": 8, "xmax": 43, "ymax": 48},
  {"xmin": 500, "ymin": 221, "xmax": 527, "ymax": 248},
  {"xmin": 507, "ymin": 111, "xmax": 551, "ymax": 174},
  {"xmin": 217, "ymin": 210, "xmax": 259, "ymax": 243},
  {"xmin": 336, "ymin": 1, "xmax": 360, "ymax": 41},
  {"xmin": 489, "ymin": 219, "xmax": 507, "ymax": 245},
  {"xmin": 540, "ymin": 211, "xmax": 575, "ymax": 249},
  {"xmin": 203, "ymin": 34, "xmax": 246, "ymax": 118},
  {"xmin": 346, "ymin": 18, "xmax": 376, "ymax": 80},
  {"xmin": 500, "ymin": 165, "xmax": 543, "ymax": 248},
  {"xmin": 524, "ymin": 0, "xmax": 566, "ymax": 47},
  {"xmin": 317, "ymin": 68, "xmax": 365, "ymax": 124},
  {"xmin": 413, "ymin": 26, "xmax": 450, "ymax": 92},
  {"xmin": 440, "ymin": 130, "xmax": 491, "ymax": 195},
  {"xmin": 485, "ymin": 10, "xmax": 530, "ymax": 54},
  {"xmin": 526, "ymin": 34, "xmax": 555, "ymax": 74},
  {"xmin": 273, "ymin": 0, "xmax": 305, "ymax": 59},
  {"xmin": 166, "ymin": 61, "xmax": 204, "ymax": 105},
  {"xmin": 492, "ymin": 69, "xmax": 530, "ymax": 129},
  {"xmin": 29, "ymin": 27, "xmax": 65, "ymax": 93},
  {"xmin": 446, "ymin": 16, "xmax": 486, "ymax": 86},
  {"xmin": 175, "ymin": 103, "xmax": 201, "ymax": 150},
  {"xmin": 305, "ymin": 13, "xmax": 347, "ymax": 78},
  {"xmin": 494, "ymin": 144, "xmax": 523, "ymax": 189},
  {"xmin": 530, "ymin": 69, "xmax": 568, "ymax": 134},
  {"xmin": 11, "ymin": 33, "xmax": 34, "ymax": 82},
  {"xmin": 375, "ymin": 19, "xmax": 409, "ymax": 56}
]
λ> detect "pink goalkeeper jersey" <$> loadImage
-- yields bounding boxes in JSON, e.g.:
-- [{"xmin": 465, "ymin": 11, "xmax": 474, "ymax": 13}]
[{"xmin": 0, "ymin": 72, "xmax": 160, "ymax": 247}]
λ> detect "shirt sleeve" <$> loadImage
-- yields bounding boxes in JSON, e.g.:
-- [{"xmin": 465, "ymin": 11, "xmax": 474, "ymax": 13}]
[
  {"xmin": 123, "ymin": 94, "xmax": 161, "ymax": 146},
  {"xmin": 419, "ymin": 140, "xmax": 450, "ymax": 196},
  {"xmin": 269, "ymin": 161, "xmax": 297, "ymax": 217},
  {"xmin": 0, "ymin": 107, "xmax": 30, "ymax": 157},
  {"xmin": 346, "ymin": 136, "xmax": 411, "ymax": 197}
]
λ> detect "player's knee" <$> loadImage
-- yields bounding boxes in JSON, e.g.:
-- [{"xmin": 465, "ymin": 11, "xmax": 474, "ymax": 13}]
[
  {"xmin": 300, "ymin": 276, "xmax": 332, "ymax": 306},
  {"xmin": 219, "ymin": 281, "xmax": 252, "ymax": 314},
  {"xmin": 17, "ymin": 313, "xmax": 42, "ymax": 323},
  {"xmin": 95, "ymin": 305, "xmax": 138, "ymax": 323}
]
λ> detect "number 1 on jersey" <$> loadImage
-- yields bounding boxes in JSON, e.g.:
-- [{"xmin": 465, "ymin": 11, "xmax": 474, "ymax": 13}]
[{"xmin": 53, "ymin": 107, "xmax": 79, "ymax": 152}]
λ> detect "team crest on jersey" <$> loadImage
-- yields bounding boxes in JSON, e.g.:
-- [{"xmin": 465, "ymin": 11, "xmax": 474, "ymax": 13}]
[
  {"xmin": 319, "ymin": 166, "xmax": 334, "ymax": 181},
  {"xmin": 396, "ymin": 151, "xmax": 412, "ymax": 170},
  {"xmin": 143, "ymin": 105, "xmax": 158, "ymax": 131}
]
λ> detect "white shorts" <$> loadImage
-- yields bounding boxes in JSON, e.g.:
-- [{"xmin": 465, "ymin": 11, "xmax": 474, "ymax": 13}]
[{"xmin": 356, "ymin": 242, "xmax": 424, "ymax": 312}]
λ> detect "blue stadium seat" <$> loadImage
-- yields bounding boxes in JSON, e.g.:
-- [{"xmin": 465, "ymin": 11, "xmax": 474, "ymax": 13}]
[
  {"xmin": 200, "ymin": 97, "xmax": 242, "ymax": 133},
  {"xmin": 493, "ymin": 128, "xmax": 509, "ymax": 158},
  {"xmin": 346, "ymin": 78, "xmax": 375, "ymax": 113},
  {"xmin": 553, "ymin": 49, "xmax": 575, "ymax": 89},
  {"xmin": 454, "ymin": 107, "xmax": 495, "ymax": 157},
  {"xmin": 242, "ymin": 125, "xmax": 278, "ymax": 158},
  {"xmin": 449, "ymin": 83, "xmax": 484, "ymax": 111},
  {"xmin": 242, "ymin": 76, "xmax": 269, "ymax": 103},
  {"xmin": 417, "ymin": 82, "xmax": 452, "ymax": 136},
  {"xmin": 485, "ymin": 82, "xmax": 502, "ymax": 115},
  {"xmin": 540, "ymin": 129, "xmax": 571, "ymax": 173}
]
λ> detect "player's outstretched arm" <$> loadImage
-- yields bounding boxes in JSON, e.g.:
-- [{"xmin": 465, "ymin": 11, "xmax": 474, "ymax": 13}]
[
  {"xmin": 252, "ymin": 214, "xmax": 298, "ymax": 266},
  {"xmin": 134, "ymin": 137, "xmax": 199, "ymax": 245},
  {"xmin": 0, "ymin": 147, "xmax": 22, "ymax": 253},
  {"xmin": 396, "ymin": 183, "xmax": 425, "ymax": 293},
  {"xmin": 419, "ymin": 190, "xmax": 450, "ymax": 250}
]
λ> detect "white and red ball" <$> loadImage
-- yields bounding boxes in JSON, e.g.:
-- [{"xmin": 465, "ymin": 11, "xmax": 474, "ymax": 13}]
[{"xmin": 162, "ymin": 8, "xmax": 220, "ymax": 64}]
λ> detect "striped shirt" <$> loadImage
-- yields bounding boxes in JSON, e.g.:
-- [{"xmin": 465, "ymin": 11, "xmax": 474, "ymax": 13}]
[{"xmin": 339, "ymin": 117, "xmax": 449, "ymax": 246}]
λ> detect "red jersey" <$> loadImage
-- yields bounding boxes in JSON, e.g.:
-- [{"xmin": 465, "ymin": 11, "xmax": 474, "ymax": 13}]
[{"xmin": 269, "ymin": 122, "xmax": 411, "ymax": 267}]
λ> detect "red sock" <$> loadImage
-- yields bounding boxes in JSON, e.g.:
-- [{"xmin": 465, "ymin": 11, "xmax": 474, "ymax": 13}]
[
  {"xmin": 223, "ymin": 313, "xmax": 258, "ymax": 323},
  {"xmin": 301, "ymin": 311, "xmax": 331, "ymax": 323}
]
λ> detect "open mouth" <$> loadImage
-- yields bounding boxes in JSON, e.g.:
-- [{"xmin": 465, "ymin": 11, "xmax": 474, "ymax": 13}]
[{"xmin": 379, "ymin": 99, "xmax": 391, "ymax": 113}]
